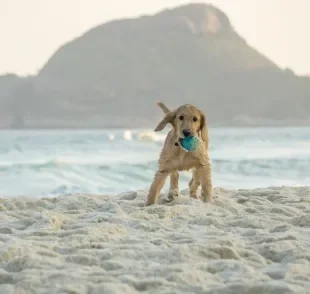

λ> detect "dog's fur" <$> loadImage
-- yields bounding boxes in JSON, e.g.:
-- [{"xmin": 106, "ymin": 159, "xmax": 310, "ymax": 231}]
[{"xmin": 145, "ymin": 102, "xmax": 212, "ymax": 205}]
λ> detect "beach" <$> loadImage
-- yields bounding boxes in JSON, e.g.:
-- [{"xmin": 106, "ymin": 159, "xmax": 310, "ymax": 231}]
[{"xmin": 1, "ymin": 186, "xmax": 309, "ymax": 294}]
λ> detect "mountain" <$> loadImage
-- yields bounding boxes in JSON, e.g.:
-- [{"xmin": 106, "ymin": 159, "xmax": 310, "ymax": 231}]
[{"xmin": 1, "ymin": 3, "xmax": 310, "ymax": 129}]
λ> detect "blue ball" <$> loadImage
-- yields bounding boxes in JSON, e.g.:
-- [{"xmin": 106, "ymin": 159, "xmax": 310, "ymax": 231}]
[{"xmin": 180, "ymin": 136, "xmax": 201, "ymax": 152}]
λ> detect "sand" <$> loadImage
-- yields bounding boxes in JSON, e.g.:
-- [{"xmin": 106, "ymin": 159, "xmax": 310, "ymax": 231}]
[{"xmin": 0, "ymin": 186, "xmax": 310, "ymax": 294}]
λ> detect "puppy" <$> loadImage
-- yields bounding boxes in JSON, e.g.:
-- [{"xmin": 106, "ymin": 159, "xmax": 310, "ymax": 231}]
[{"xmin": 145, "ymin": 102, "xmax": 212, "ymax": 206}]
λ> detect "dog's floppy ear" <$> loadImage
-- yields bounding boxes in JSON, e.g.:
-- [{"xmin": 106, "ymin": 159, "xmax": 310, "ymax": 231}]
[
  {"xmin": 154, "ymin": 110, "xmax": 176, "ymax": 132},
  {"xmin": 199, "ymin": 112, "xmax": 209, "ymax": 149}
]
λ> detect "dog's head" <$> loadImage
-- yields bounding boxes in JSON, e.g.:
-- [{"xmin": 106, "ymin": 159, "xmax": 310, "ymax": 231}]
[{"xmin": 154, "ymin": 103, "xmax": 206, "ymax": 143}]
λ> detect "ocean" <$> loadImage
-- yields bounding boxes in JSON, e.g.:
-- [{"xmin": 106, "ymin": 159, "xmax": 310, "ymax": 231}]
[{"xmin": 0, "ymin": 127, "xmax": 309, "ymax": 198}]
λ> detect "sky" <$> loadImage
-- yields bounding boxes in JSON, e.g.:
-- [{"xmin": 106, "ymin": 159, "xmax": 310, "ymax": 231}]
[{"xmin": 1, "ymin": 0, "xmax": 309, "ymax": 76}]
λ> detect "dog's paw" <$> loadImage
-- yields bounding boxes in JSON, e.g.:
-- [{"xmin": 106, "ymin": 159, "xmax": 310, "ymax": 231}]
[
  {"xmin": 190, "ymin": 193, "xmax": 199, "ymax": 200},
  {"xmin": 164, "ymin": 189, "xmax": 179, "ymax": 202},
  {"xmin": 202, "ymin": 196, "xmax": 213, "ymax": 203}
]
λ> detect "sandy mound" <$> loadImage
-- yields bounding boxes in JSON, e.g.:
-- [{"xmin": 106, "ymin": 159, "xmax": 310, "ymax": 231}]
[{"xmin": 0, "ymin": 187, "xmax": 310, "ymax": 294}]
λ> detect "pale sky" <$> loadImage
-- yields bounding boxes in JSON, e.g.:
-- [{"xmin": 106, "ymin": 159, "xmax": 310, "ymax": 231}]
[{"xmin": 1, "ymin": 0, "xmax": 309, "ymax": 76}]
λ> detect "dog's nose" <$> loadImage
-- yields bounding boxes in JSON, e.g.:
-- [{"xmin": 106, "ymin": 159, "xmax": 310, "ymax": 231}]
[{"xmin": 182, "ymin": 129, "xmax": 192, "ymax": 137}]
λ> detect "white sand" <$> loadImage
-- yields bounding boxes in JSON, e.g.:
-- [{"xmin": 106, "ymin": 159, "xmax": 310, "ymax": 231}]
[{"xmin": 0, "ymin": 187, "xmax": 310, "ymax": 294}]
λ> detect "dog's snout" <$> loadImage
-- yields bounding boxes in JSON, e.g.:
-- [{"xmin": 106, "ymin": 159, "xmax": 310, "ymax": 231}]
[{"xmin": 182, "ymin": 129, "xmax": 192, "ymax": 137}]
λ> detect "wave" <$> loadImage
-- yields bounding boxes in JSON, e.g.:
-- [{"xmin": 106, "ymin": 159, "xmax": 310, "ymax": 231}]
[
  {"xmin": 0, "ymin": 157, "xmax": 158, "ymax": 170},
  {"xmin": 0, "ymin": 157, "xmax": 310, "ymax": 174},
  {"xmin": 211, "ymin": 146, "xmax": 310, "ymax": 160},
  {"xmin": 108, "ymin": 130, "xmax": 167, "ymax": 142}
]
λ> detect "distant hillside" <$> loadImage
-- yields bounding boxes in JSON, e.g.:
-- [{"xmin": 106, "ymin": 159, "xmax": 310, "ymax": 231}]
[
  {"xmin": 0, "ymin": 74, "xmax": 25, "ymax": 128},
  {"xmin": 1, "ymin": 3, "xmax": 310, "ymax": 129}
]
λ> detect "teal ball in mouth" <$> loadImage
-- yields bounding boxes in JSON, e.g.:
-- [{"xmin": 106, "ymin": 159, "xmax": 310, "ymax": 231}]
[{"xmin": 179, "ymin": 136, "xmax": 201, "ymax": 152}]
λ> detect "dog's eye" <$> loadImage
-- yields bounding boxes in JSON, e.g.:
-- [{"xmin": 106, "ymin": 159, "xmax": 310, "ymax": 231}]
[
  {"xmin": 193, "ymin": 116, "xmax": 198, "ymax": 122},
  {"xmin": 179, "ymin": 116, "xmax": 184, "ymax": 121}
]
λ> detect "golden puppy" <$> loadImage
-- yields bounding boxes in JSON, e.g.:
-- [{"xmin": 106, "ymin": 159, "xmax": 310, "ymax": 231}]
[{"xmin": 145, "ymin": 102, "xmax": 212, "ymax": 206}]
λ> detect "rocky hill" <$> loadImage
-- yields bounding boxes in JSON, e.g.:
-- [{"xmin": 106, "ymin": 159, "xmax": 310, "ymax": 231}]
[{"xmin": 1, "ymin": 3, "xmax": 310, "ymax": 128}]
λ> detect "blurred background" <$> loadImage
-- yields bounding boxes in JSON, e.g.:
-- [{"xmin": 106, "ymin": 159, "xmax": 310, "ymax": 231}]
[{"xmin": 1, "ymin": 0, "xmax": 309, "ymax": 197}]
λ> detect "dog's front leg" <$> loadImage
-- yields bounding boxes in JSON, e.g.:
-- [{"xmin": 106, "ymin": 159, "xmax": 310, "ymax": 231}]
[
  {"xmin": 199, "ymin": 161, "xmax": 212, "ymax": 202},
  {"xmin": 189, "ymin": 168, "xmax": 200, "ymax": 199},
  {"xmin": 167, "ymin": 170, "xmax": 179, "ymax": 201},
  {"xmin": 146, "ymin": 170, "xmax": 169, "ymax": 206}
]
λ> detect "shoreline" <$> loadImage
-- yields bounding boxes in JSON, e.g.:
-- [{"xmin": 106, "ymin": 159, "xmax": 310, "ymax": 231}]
[{"xmin": 1, "ymin": 186, "xmax": 309, "ymax": 293}]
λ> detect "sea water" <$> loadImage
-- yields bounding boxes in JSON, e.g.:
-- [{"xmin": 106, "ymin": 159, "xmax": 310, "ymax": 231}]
[{"xmin": 0, "ymin": 127, "xmax": 309, "ymax": 197}]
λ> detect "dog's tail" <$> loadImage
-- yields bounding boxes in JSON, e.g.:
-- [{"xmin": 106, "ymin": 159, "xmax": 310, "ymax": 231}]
[{"xmin": 157, "ymin": 102, "xmax": 171, "ymax": 114}]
